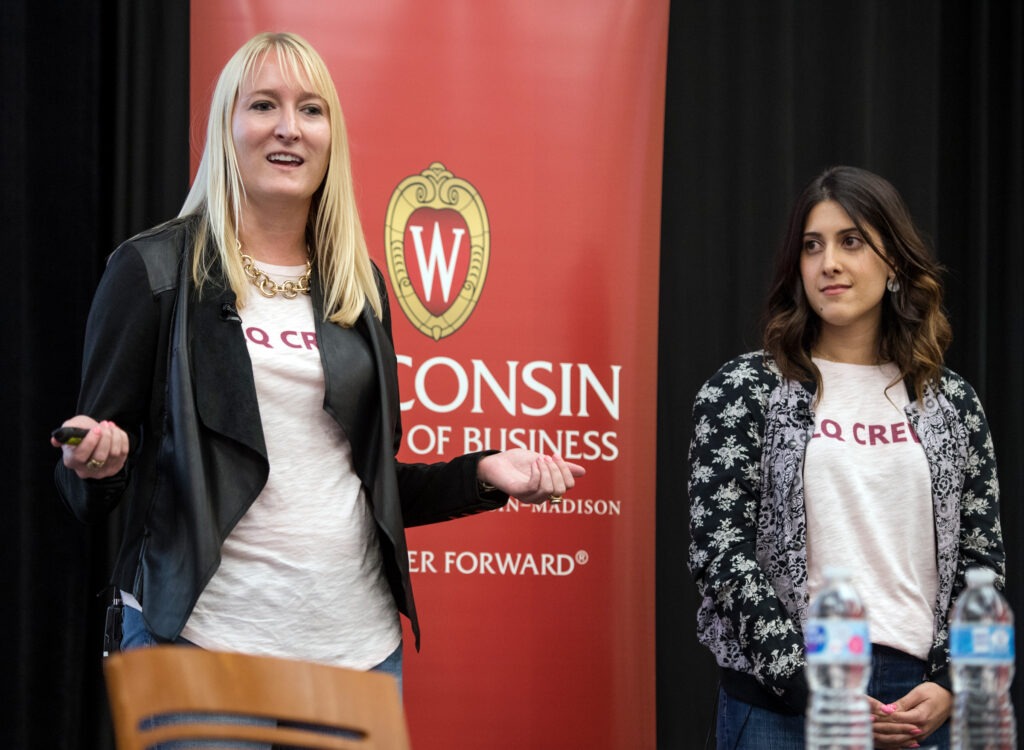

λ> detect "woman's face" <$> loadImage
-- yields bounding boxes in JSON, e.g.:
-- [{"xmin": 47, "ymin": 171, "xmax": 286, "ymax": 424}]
[
  {"xmin": 800, "ymin": 200, "xmax": 892, "ymax": 343},
  {"xmin": 232, "ymin": 51, "xmax": 331, "ymax": 214}
]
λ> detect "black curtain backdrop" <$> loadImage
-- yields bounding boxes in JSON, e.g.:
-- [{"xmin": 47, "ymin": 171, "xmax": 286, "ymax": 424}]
[
  {"xmin": 2, "ymin": 2, "xmax": 188, "ymax": 748},
  {"xmin": 1, "ymin": 2, "xmax": 1020, "ymax": 748}
]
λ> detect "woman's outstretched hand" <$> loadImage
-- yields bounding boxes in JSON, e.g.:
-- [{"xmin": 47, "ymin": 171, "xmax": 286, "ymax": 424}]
[{"xmin": 476, "ymin": 450, "xmax": 585, "ymax": 504}]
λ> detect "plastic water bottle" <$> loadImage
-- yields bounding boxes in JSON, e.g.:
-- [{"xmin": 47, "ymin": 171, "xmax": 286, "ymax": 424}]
[
  {"xmin": 804, "ymin": 567, "xmax": 872, "ymax": 750},
  {"xmin": 950, "ymin": 566, "xmax": 1016, "ymax": 749}
]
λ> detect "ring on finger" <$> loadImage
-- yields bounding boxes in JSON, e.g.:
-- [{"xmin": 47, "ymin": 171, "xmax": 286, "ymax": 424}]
[
  {"xmin": 87, "ymin": 458, "xmax": 105, "ymax": 470},
  {"xmin": 548, "ymin": 494, "xmax": 562, "ymax": 504}
]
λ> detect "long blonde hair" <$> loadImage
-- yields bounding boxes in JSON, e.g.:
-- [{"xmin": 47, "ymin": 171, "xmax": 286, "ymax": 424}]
[{"xmin": 179, "ymin": 32, "xmax": 381, "ymax": 325}]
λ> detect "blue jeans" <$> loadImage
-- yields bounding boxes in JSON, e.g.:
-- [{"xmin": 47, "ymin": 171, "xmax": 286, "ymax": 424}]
[
  {"xmin": 119, "ymin": 606, "xmax": 404, "ymax": 748},
  {"xmin": 716, "ymin": 645, "xmax": 950, "ymax": 749},
  {"xmin": 716, "ymin": 689, "xmax": 805, "ymax": 750}
]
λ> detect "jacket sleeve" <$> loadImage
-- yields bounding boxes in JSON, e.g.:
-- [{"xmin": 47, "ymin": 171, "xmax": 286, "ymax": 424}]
[
  {"xmin": 926, "ymin": 374, "xmax": 1006, "ymax": 689},
  {"xmin": 688, "ymin": 355, "xmax": 808, "ymax": 711},
  {"xmin": 396, "ymin": 453, "xmax": 506, "ymax": 527},
  {"xmin": 951, "ymin": 378, "xmax": 1006, "ymax": 578},
  {"xmin": 54, "ymin": 243, "xmax": 166, "ymax": 523}
]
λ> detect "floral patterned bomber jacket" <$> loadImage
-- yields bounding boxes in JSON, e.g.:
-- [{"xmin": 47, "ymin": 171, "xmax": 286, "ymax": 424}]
[{"xmin": 687, "ymin": 351, "xmax": 1004, "ymax": 713}]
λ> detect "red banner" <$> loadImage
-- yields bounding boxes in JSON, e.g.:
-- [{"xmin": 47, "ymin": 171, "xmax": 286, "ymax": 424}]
[{"xmin": 191, "ymin": 3, "xmax": 667, "ymax": 747}]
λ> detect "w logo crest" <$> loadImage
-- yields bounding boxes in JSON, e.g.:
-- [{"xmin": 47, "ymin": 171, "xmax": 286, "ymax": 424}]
[{"xmin": 385, "ymin": 163, "xmax": 490, "ymax": 340}]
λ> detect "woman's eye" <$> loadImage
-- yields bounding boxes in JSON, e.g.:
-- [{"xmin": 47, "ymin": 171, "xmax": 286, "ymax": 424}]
[
  {"xmin": 803, "ymin": 239, "xmax": 821, "ymax": 254},
  {"xmin": 251, "ymin": 101, "xmax": 273, "ymax": 111},
  {"xmin": 842, "ymin": 235, "xmax": 864, "ymax": 249},
  {"xmin": 302, "ymin": 104, "xmax": 324, "ymax": 116}
]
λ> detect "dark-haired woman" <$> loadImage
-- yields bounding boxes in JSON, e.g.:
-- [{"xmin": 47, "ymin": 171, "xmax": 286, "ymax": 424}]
[{"xmin": 688, "ymin": 166, "xmax": 1004, "ymax": 749}]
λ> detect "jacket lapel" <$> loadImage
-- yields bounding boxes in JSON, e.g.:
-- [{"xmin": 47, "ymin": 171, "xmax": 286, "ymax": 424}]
[
  {"xmin": 317, "ymin": 305, "xmax": 385, "ymax": 486},
  {"xmin": 190, "ymin": 285, "xmax": 267, "ymax": 457}
]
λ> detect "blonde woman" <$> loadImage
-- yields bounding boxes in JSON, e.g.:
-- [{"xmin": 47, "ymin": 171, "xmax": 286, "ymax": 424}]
[{"xmin": 53, "ymin": 32, "xmax": 582, "ymax": 691}]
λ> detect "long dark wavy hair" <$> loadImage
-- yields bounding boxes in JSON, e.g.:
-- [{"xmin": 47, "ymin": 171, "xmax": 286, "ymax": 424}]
[{"xmin": 763, "ymin": 166, "xmax": 952, "ymax": 402}]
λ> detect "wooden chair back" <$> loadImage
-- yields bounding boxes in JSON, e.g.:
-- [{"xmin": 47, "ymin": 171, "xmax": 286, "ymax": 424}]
[{"xmin": 103, "ymin": 645, "xmax": 411, "ymax": 749}]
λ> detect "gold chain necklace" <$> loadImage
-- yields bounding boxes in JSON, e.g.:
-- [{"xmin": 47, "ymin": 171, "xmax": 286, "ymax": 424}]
[{"xmin": 238, "ymin": 246, "xmax": 312, "ymax": 299}]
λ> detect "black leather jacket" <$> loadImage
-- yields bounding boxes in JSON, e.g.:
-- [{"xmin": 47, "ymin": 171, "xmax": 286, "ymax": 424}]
[{"xmin": 56, "ymin": 216, "xmax": 505, "ymax": 645}]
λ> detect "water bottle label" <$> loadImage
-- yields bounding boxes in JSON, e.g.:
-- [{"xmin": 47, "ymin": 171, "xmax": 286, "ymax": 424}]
[
  {"xmin": 805, "ymin": 619, "xmax": 871, "ymax": 663},
  {"xmin": 950, "ymin": 623, "xmax": 1015, "ymax": 661}
]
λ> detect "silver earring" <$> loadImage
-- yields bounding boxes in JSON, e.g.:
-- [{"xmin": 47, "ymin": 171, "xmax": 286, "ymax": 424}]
[{"xmin": 887, "ymin": 276, "xmax": 901, "ymax": 293}]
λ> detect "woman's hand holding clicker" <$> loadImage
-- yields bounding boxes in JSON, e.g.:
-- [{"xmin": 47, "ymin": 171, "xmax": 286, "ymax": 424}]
[{"xmin": 51, "ymin": 416, "xmax": 129, "ymax": 480}]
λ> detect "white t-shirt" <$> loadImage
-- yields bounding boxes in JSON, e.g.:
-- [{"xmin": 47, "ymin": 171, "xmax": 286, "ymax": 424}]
[
  {"xmin": 179, "ymin": 263, "xmax": 401, "ymax": 669},
  {"xmin": 803, "ymin": 358, "xmax": 937, "ymax": 660}
]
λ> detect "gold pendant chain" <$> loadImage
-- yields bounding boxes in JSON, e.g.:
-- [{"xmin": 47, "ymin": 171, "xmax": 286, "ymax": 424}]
[{"xmin": 238, "ymin": 247, "xmax": 312, "ymax": 299}]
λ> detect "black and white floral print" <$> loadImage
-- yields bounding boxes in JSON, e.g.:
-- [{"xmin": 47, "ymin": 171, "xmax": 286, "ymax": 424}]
[{"xmin": 688, "ymin": 351, "xmax": 1004, "ymax": 704}]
